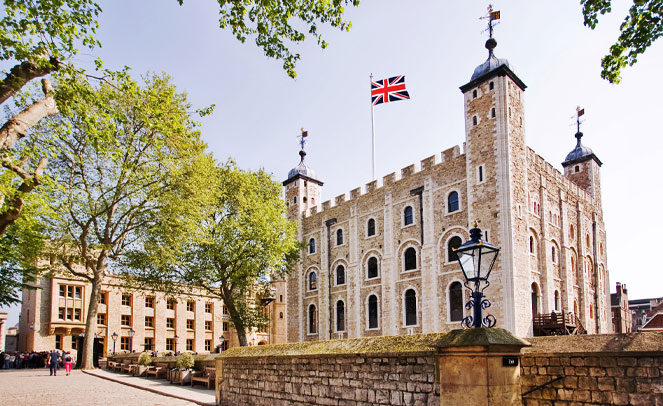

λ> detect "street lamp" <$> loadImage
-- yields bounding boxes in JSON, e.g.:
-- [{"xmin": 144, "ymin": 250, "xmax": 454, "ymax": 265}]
[
  {"xmin": 219, "ymin": 335, "xmax": 225, "ymax": 353},
  {"xmin": 174, "ymin": 334, "xmax": 179, "ymax": 353},
  {"xmin": 111, "ymin": 332, "xmax": 118, "ymax": 354},
  {"xmin": 453, "ymin": 221, "xmax": 500, "ymax": 328},
  {"xmin": 128, "ymin": 328, "xmax": 135, "ymax": 352}
]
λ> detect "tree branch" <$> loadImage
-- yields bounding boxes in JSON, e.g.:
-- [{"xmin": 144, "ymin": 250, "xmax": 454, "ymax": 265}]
[
  {"xmin": 0, "ymin": 157, "xmax": 47, "ymax": 235},
  {"xmin": 0, "ymin": 58, "xmax": 59, "ymax": 106}
]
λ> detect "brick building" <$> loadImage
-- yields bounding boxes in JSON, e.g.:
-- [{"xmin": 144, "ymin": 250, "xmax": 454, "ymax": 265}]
[
  {"xmin": 610, "ymin": 282, "xmax": 631, "ymax": 333},
  {"xmin": 284, "ymin": 33, "xmax": 610, "ymax": 341},
  {"xmin": 18, "ymin": 273, "xmax": 286, "ymax": 354}
]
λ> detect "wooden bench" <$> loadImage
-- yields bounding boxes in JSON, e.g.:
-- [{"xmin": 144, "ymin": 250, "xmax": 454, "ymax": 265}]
[
  {"xmin": 191, "ymin": 367, "xmax": 216, "ymax": 389},
  {"xmin": 146, "ymin": 363, "xmax": 169, "ymax": 379},
  {"xmin": 122, "ymin": 359, "xmax": 135, "ymax": 374},
  {"xmin": 107, "ymin": 360, "xmax": 119, "ymax": 371}
]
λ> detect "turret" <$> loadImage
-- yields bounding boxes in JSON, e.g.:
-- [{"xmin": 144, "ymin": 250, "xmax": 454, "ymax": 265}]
[
  {"xmin": 562, "ymin": 111, "xmax": 602, "ymax": 199},
  {"xmin": 283, "ymin": 130, "xmax": 323, "ymax": 220}
]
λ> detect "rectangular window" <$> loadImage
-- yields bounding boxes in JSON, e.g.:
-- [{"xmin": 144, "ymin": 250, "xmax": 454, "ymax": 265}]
[
  {"xmin": 145, "ymin": 316, "xmax": 154, "ymax": 328},
  {"xmin": 166, "ymin": 318, "xmax": 175, "ymax": 329},
  {"xmin": 478, "ymin": 165, "xmax": 484, "ymax": 182},
  {"xmin": 74, "ymin": 286, "xmax": 82, "ymax": 299},
  {"xmin": 145, "ymin": 296, "xmax": 154, "ymax": 308},
  {"xmin": 58, "ymin": 307, "xmax": 65, "ymax": 320},
  {"xmin": 223, "ymin": 322, "xmax": 229, "ymax": 332},
  {"xmin": 55, "ymin": 335, "xmax": 62, "ymax": 350},
  {"xmin": 205, "ymin": 303, "xmax": 213, "ymax": 313},
  {"xmin": 222, "ymin": 305, "xmax": 229, "ymax": 315},
  {"xmin": 205, "ymin": 320, "xmax": 212, "ymax": 331},
  {"xmin": 59, "ymin": 285, "xmax": 66, "ymax": 297},
  {"xmin": 187, "ymin": 301, "xmax": 195, "ymax": 312},
  {"xmin": 71, "ymin": 335, "xmax": 78, "ymax": 350},
  {"xmin": 204, "ymin": 339, "xmax": 211, "ymax": 352},
  {"xmin": 67, "ymin": 286, "xmax": 74, "ymax": 298},
  {"xmin": 98, "ymin": 292, "xmax": 107, "ymax": 305},
  {"xmin": 166, "ymin": 338, "xmax": 174, "ymax": 351},
  {"xmin": 121, "ymin": 315, "xmax": 131, "ymax": 327},
  {"xmin": 120, "ymin": 337, "xmax": 130, "ymax": 351},
  {"xmin": 97, "ymin": 313, "xmax": 106, "ymax": 326},
  {"xmin": 121, "ymin": 294, "xmax": 131, "ymax": 306},
  {"xmin": 186, "ymin": 319, "xmax": 194, "ymax": 330},
  {"xmin": 144, "ymin": 338, "xmax": 154, "ymax": 351},
  {"xmin": 186, "ymin": 339, "xmax": 193, "ymax": 351},
  {"xmin": 74, "ymin": 308, "xmax": 81, "ymax": 321},
  {"xmin": 167, "ymin": 299, "xmax": 175, "ymax": 310},
  {"xmin": 66, "ymin": 308, "xmax": 73, "ymax": 321}
]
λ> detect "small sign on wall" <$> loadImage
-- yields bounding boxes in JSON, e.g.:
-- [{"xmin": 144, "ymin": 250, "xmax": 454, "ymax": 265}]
[{"xmin": 502, "ymin": 356, "xmax": 519, "ymax": 367}]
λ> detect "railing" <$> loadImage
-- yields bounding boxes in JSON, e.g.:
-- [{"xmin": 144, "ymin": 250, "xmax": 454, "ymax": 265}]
[{"xmin": 533, "ymin": 312, "xmax": 586, "ymax": 336}]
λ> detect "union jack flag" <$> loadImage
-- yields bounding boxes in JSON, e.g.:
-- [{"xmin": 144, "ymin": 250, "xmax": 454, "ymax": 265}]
[{"xmin": 371, "ymin": 75, "xmax": 410, "ymax": 106}]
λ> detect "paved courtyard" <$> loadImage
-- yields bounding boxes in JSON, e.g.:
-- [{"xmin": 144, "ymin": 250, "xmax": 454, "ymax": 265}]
[{"xmin": 0, "ymin": 368, "xmax": 199, "ymax": 405}]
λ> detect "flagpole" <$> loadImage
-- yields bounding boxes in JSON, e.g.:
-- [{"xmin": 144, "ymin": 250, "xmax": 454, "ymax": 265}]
[{"xmin": 370, "ymin": 73, "xmax": 376, "ymax": 180}]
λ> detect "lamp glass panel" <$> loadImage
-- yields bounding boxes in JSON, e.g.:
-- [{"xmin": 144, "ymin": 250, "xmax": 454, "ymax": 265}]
[
  {"xmin": 459, "ymin": 250, "xmax": 477, "ymax": 280},
  {"xmin": 479, "ymin": 248, "xmax": 498, "ymax": 279}
]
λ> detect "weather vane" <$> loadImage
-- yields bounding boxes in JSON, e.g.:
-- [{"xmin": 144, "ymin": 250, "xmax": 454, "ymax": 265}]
[
  {"xmin": 575, "ymin": 106, "xmax": 585, "ymax": 134},
  {"xmin": 480, "ymin": 4, "xmax": 501, "ymax": 39},
  {"xmin": 298, "ymin": 128, "xmax": 308, "ymax": 151}
]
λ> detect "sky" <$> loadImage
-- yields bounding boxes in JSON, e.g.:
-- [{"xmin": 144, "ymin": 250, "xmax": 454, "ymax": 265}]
[{"xmin": 2, "ymin": 0, "xmax": 662, "ymax": 327}]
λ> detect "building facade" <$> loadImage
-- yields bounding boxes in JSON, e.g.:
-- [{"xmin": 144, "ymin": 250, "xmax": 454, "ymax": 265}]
[
  {"xmin": 611, "ymin": 282, "xmax": 631, "ymax": 333},
  {"xmin": 629, "ymin": 296, "xmax": 663, "ymax": 331},
  {"xmin": 284, "ymin": 35, "xmax": 611, "ymax": 341},
  {"xmin": 18, "ymin": 274, "xmax": 286, "ymax": 354}
]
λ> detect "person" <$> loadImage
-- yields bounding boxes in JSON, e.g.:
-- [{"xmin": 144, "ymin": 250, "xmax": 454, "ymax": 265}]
[
  {"xmin": 49, "ymin": 350, "xmax": 61, "ymax": 376},
  {"xmin": 63, "ymin": 351, "xmax": 73, "ymax": 376}
]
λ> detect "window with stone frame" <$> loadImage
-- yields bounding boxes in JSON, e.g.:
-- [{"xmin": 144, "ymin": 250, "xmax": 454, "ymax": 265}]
[
  {"xmin": 120, "ymin": 337, "xmax": 130, "ymax": 351},
  {"xmin": 367, "ymin": 295, "xmax": 379, "ymax": 329},
  {"xmin": 187, "ymin": 319, "xmax": 194, "ymax": 330},
  {"xmin": 367, "ymin": 218, "xmax": 376, "ymax": 237},
  {"xmin": 121, "ymin": 294, "xmax": 131, "ymax": 306},
  {"xmin": 404, "ymin": 247, "xmax": 417, "ymax": 271},
  {"xmin": 205, "ymin": 340, "xmax": 212, "ymax": 352},
  {"xmin": 186, "ymin": 339, "xmax": 194, "ymax": 351},
  {"xmin": 336, "ymin": 300, "xmax": 345, "ymax": 332},
  {"xmin": 205, "ymin": 302, "xmax": 213, "ymax": 313},
  {"xmin": 449, "ymin": 282, "xmax": 463, "ymax": 321},
  {"xmin": 367, "ymin": 257, "xmax": 379, "ymax": 279},
  {"xmin": 447, "ymin": 236, "xmax": 462, "ymax": 262},
  {"xmin": 121, "ymin": 315, "xmax": 131, "ymax": 327},
  {"xmin": 145, "ymin": 296, "xmax": 154, "ymax": 308},
  {"xmin": 145, "ymin": 316, "xmax": 154, "ymax": 328},
  {"xmin": 336, "ymin": 265, "xmax": 345, "ymax": 285},
  {"xmin": 205, "ymin": 320, "xmax": 213, "ymax": 331},
  {"xmin": 404, "ymin": 289, "xmax": 417, "ymax": 326},
  {"xmin": 223, "ymin": 322, "xmax": 229, "ymax": 332},
  {"xmin": 166, "ymin": 338, "xmax": 174, "ymax": 351},
  {"xmin": 98, "ymin": 292, "xmax": 107, "ymax": 305},
  {"xmin": 448, "ymin": 191, "xmax": 459, "ymax": 213},
  {"xmin": 336, "ymin": 229, "xmax": 344, "ymax": 246},
  {"xmin": 166, "ymin": 318, "xmax": 175, "ymax": 329},
  {"xmin": 144, "ymin": 338, "xmax": 154, "ymax": 351},
  {"xmin": 167, "ymin": 299, "xmax": 176, "ymax": 310},
  {"xmin": 308, "ymin": 304, "xmax": 317, "ymax": 334},
  {"xmin": 55, "ymin": 335, "xmax": 62, "ymax": 350},
  {"xmin": 403, "ymin": 206, "xmax": 414, "ymax": 225},
  {"xmin": 97, "ymin": 313, "xmax": 106, "ymax": 326},
  {"xmin": 308, "ymin": 271, "xmax": 317, "ymax": 290},
  {"xmin": 309, "ymin": 238, "xmax": 316, "ymax": 254},
  {"xmin": 187, "ymin": 300, "xmax": 195, "ymax": 312}
]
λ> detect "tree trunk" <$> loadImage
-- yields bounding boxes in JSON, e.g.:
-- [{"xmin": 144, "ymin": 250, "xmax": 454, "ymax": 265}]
[
  {"xmin": 223, "ymin": 294, "xmax": 248, "ymax": 347},
  {"xmin": 81, "ymin": 267, "xmax": 104, "ymax": 369}
]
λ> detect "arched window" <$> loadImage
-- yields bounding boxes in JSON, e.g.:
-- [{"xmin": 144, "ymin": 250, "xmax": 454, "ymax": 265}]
[
  {"xmin": 279, "ymin": 312, "xmax": 284, "ymax": 319},
  {"xmin": 554, "ymin": 291, "xmax": 560, "ymax": 311},
  {"xmin": 472, "ymin": 116, "xmax": 478, "ymax": 126},
  {"xmin": 449, "ymin": 282, "xmax": 463, "ymax": 322},
  {"xmin": 573, "ymin": 300, "xmax": 578, "ymax": 315},
  {"xmin": 309, "ymin": 238, "xmax": 316, "ymax": 254},
  {"xmin": 448, "ymin": 192, "xmax": 459, "ymax": 213},
  {"xmin": 569, "ymin": 225, "xmax": 575, "ymax": 241},
  {"xmin": 529, "ymin": 236, "xmax": 535, "ymax": 254},
  {"xmin": 367, "ymin": 218, "xmax": 376, "ymax": 237},
  {"xmin": 447, "ymin": 236, "xmax": 463, "ymax": 262},
  {"xmin": 551, "ymin": 245, "xmax": 557, "ymax": 263},
  {"xmin": 336, "ymin": 300, "xmax": 345, "ymax": 332},
  {"xmin": 368, "ymin": 295, "xmax": 378, "ymax": 329},
  {"xmin": 531, "ymin": 283, "xmax": 539, "ymax": 316},
  {"xmin": 308, "ymin": 272, "xmax": 317, "ymax": 291},
  {"xmin": 337, "ymin": 229, "xmax": 344, "ymax": 246},
  {"xmin": 491, "ymin": 107, "xmax": 495, "ymax": 118},
  {"xmin": 367, "ymin": 257, "xmax": 379, "ymax": 279},
  {"xmin": 403, "ymin": 206, "xmax": 414, "ymax": 225},
  {"xmin": 586, "ymin": 234, "xmax": 591, "ymax": 249},
  {"xmin": 489, "ymin": 81, "xmax": 494, "ymax": 90},
  {"xmin": 589, "ymin": 304, "xmax": 593, "ymax": 319},
  {"xmin": 404, "ymin": 289, "xmax": 417, "ymax": 326},
  {"xmin": 404, "ymin": 247, "xmax": 417, "ymax": 271},
  {"xmin": 571, "ymin": 255, "xmax": 576, "ymax": 272},
  {"xmin": 336, "ymin": 265, "xmax": 345, "ymax": 286},
  {"xmin": 308, "ymin": 304, "xmax": 317, "ymax": 334},
  {"xmin": 472, "ymin": 89, "xmax": 477, "ymax": 98}
]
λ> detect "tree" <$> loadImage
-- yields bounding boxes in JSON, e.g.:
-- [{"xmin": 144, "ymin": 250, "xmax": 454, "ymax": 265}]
[
  {"xmin": 0, "ymin": 0, "xmax": 101, "ymax": 234},
  {"xmin": 43, "ymin": 71, "xmax": 215, "ymax": 368},
  {"xmin": 127, "ymin": 160, "xmax": 301, "ymax": 347},
  {"xmin": 179, "ymin": 0, "xmax": 360, "ymax": 78},
  {"xmin": 581, "ymin": 0, "xmax": 663, "ymax": 83}
]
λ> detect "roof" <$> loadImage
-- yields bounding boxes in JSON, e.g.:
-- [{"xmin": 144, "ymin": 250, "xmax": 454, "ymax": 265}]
[
  {"xmin": 642, "ymin": 313, "xmax": 663, "ymax": 331},
  {"xmin": 459, "ymin": 38, "xmax": 526, "ymax": 93},
  {"xmin": 284, "ymin": 149, "xmax": 322, "ymax": 186}
]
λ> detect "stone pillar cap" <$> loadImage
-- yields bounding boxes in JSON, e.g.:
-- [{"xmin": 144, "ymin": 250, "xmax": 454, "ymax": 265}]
[{"xmin": 432, "ymin": 328, "xmax": 531, "ymax": 350}]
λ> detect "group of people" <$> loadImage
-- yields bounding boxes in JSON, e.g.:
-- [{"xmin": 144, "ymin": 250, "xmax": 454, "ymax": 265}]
[{"xmin": 1, "ymin": 350, "xmax": 75, "ymax": 375}]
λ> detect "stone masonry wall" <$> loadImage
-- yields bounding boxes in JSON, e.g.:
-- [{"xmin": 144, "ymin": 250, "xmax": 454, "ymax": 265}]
[
  {"xmin": 521, "ymin": 333, "xmax": 663, "ymax": 405},
  {"xmin": 218, "ymin": 353, "xmax": 439, "ymax": 406}
]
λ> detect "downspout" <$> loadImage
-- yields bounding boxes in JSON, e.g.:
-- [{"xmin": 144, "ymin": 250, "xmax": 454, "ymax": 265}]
[
  {"xmin": 325, "ymin": 218, "xmax": 337, "ymax": 340},
  {"xmin": 592, "ymin": 217, "xmax": 600, "ymax": 333},
  {"xmin": 410, "ymin": 186, "xmax": 424, "ymax": 244}
]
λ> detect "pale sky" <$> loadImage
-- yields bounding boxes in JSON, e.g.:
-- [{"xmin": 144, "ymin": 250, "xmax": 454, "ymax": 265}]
[{"xmin": 2, "ymin": 0, "xmax": 662, "ymax": 327}]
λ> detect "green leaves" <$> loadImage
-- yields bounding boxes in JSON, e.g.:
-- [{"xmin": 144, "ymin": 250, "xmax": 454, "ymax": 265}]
[{"xmin": 581, "ymin": 0, "xmax": 663, "ymax": 83}]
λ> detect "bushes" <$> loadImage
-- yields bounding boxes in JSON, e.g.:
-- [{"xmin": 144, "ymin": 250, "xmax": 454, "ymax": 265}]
[
  {"xmin": 175, "ymin": 352, "xmax": 194, "ymax": 369},
  {"xmin": 138, "ymin": 353, "xmax": 152, "ymax": 366}
]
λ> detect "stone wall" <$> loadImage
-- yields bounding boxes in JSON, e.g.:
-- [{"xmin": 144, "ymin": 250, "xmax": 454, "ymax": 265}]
[
  {"xmin": 521, "ymin": 333, "xmax": 663, "ymax": 405},
  {"xmin": 216, "ymin": 334, "xmax": 443, "ymax": 406}
]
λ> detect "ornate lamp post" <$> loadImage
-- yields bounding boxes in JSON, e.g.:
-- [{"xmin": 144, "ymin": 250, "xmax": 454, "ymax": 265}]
[
  {"xmin": 111, "ymin": 332, "xmax": 118, "ymax": 354},
  {"xmin": 453, "ymin": 221, "xmax": 500, "ymax": 328},
  {"xmin": 128, "ymin": 328, "xmax": 135, "ymax": 352},
  {"xmin": 219, "ymin": 335, "xmax": 225, "ymax": 353}
]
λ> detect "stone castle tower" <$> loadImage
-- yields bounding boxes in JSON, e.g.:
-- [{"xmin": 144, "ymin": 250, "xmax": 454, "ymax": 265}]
[{"xmin": 283, "ymin": 32, "xmax": 609, "ymax": 340}]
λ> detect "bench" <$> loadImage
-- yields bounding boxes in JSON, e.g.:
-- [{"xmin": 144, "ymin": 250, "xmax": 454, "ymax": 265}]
[
  {"xmin": 107, "ymin": 360, "xmax": 119, "ymax": 371},
  {"xmin": 122, "ymin": 359, "xmax": 135, "ymax": 374},
  {"xmin": 146, "ymin": 363, "xmax": 169, "ymax": 379},
  {"xmin": 191, "ymin": 367, "xmax": 216, "ymax": 389}
]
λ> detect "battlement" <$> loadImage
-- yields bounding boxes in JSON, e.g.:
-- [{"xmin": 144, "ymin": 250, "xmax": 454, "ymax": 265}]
[
  {"xmin": 300, "ymin": 145, "xmax": 465, "ymax": 219},
  {"xmin": 526, "ymin": 147, "xmax": 593, "ymax": 205}
]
